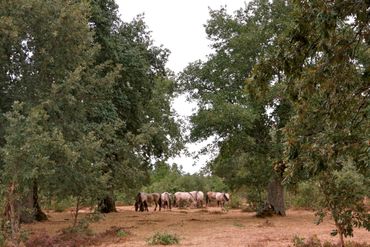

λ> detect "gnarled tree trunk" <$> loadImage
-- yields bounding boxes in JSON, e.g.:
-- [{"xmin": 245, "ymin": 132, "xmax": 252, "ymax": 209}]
[
  {"xmin": 267, "ymin": 176, "xmax": 286, "ymax": 216},
  {"xmin": 33, "ymin": 181, "xmax": 47, "ymax": 221},
  {"xmin": 20, "ymin": 181, "xmax": 47, "ymax": 223},
  {"xmin": 98, "ymin": 195, "xmax": 117, "ymax": 213},
  {"xmin": 98, "ymin": 186, "xmax": 117, "ymax": 213}
]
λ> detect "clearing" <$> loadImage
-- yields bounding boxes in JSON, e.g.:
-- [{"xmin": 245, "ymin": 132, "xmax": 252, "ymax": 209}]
[{"xmin": 24, "ymin": 206, "xmax": 369, "ymax": 246}]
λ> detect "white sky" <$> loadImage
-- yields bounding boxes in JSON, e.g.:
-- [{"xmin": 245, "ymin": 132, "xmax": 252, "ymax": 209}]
[{"xmin": 116, "ymin": 0, "xmax": 247, "ymax": 173}]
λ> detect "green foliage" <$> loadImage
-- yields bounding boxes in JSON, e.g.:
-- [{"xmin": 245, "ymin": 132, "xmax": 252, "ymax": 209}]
[
  {"xmin": 116, "ymin": 229, "xmax": 128, "ymax": 238},
  {"xmin": 143, "ymin": 162, "xmax": 228, "ymax": 194},
  {"xmin": 229, "ymin": 194, "xmax": 242, "ymax": 209},
  {"xmin": 250, "ymin": 0, "xmax": 369, "ymax": 242},
  {"xmin": 1, "ymin": 2, "xmax": 183, "ymax": 238},
  {"xmin": 51, "ymin": 198, "xmax": 75, "ymax": 213},
  {"xmin": 292, "ymin": 235, "xmax": 321, "ymax": 247},
  {"xmin": 62, "ymin": 212, "xmax": 104, "ymax": 236},
  {"xmin": 316, "ymin": 162, "xmax": 369, "ymax": 237},
  {"xmin": 287, "ymin": 181, "xmax": 323, "ymax": 209},
  {"xmin": 0, "ymin": 234, "xmax": 4, "ymax": 247},
  {"xmin": 147, "ymin": 232, "xmax": 179, "ymax": 245},
  {"xmin": 178, "ymin": 0, "xmax": 293, "ymax": 207},
  {"xmin": 87, "ymin": 3, "xmax": 183, "ymax": 209}
]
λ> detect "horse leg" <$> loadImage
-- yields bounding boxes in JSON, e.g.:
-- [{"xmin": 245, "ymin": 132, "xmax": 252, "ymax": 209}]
[{"xmin": 144, "ymin": 201, "xmax": 148, "ymax": 211}]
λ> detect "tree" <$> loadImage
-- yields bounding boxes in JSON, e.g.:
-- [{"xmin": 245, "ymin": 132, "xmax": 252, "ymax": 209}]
[
  {"xmin": 88, "ymin": 1, "xmax": 183, "ymax": 212},
  {"xmin": 251, "ymin": 0, "xmax": 369, "ymax": 244},
  {"xmin": 0, "ymin": 0, "xmax": 98, "ymax": 223},
  {"xmin": 178, "ymin": 0, "xmax": 292, "ymax": 214}
]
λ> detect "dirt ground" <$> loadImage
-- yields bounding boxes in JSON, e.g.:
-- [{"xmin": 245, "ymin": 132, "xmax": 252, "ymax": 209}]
[{"xmin": 23, "ymin": 206, "xmax": 369, "ymax": 247}]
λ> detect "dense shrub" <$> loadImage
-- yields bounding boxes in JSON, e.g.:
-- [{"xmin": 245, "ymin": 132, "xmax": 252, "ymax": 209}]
[{"xmin": 287, "ymin": 181, "xmax": 323, "ymax": 209}]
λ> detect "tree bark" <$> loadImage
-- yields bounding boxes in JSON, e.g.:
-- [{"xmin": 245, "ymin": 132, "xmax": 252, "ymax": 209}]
[
  {"xmin": 32, "ymin": 181, "xmax": 47, "ymax": 221},
  {"xmin": 20, "ymin": 181, "xmax": 47, "ymax": 223},
  {"xmin": 267, "ymin": 176, "xmax": 286, "ymax": 216},
  {"xmin": 98, "ymin": 194, "xmax": 117, "ymax": 213},
  {"xmin": 73, "ymin": 196, "xmax": 81, "ymax": 227}
]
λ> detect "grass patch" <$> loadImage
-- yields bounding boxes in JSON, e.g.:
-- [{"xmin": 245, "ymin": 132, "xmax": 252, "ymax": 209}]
[
  {"xmin": 116, "ymin": 229, "xmax": 128, "ymax": 238},
  {"xmin": 291, "ymin": 235, "xmax": 370, "ymax": 247},
  {"xmin": 233, "ymin": 222, "xmax": 245, "ymax": 228},
  {"xmin": 147, "ymin": 232, "xmax": 179, "ymax": 245}
]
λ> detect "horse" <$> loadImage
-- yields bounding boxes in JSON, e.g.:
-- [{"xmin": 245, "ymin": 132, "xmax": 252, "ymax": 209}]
[
  {"xmin": 135, "ymin": 192, "xmax": 161, "ymax": 211},
  {"xmin": 206, "ymin": 192, "xmax": 230, "ymax": 209},
  {"xmin": 173, "ymin": 192, "xmax": 196, "ymax": 208},
  {"xmin": 160, "ymin": 192, "xmax": 172, "ymax": 211},
  {"xmin": 189, "ymin": 191, "xmax": 205, "ymax": 208}
]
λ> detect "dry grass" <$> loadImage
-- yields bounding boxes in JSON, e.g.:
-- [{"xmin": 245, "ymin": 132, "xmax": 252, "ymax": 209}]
[{"xmin": 22, "ymin": 207, "xmax": 370, "ymax": 247}]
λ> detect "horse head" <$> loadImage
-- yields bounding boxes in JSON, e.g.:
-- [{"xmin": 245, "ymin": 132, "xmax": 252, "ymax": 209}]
[{"xmin": 223, "ymin": 193, "xmax": 230, "ymax": 202}]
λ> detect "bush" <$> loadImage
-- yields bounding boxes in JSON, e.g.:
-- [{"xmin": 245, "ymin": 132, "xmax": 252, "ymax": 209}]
[
  {"xmin": 62, "ymin": 212, "xmax": 104, "ymax": 236},
  {"xmin": 245, "ymin": 189, "xmax": 266, "ymax": 210},
  {"xmin": 52, "ymin": 198, "xmax": 74, "ymax": 212},
  {"xmin": 147, "ymin": 232, "xmax": 179, "ymax": 245},
  {"xmin": 116, "ymin": 229, "xmax": 128, "ymax": 238},
  {"xmin": 0, "ymin": 232, "xmax": 5, "ymax": 247},
  {"xmin": 288, "ymin": 181, "xmax": 323, "ymax": 209},
  {"xmin": 229, "ymin": 194, "xmax": 242, "ymax": 209},
  {"xmin": 291, "ymin": 235, "xmax": 370, "ymax": 247},
  {"xmin": 292, "ymin": 235, "xmax": 321, "ymax": 247}
]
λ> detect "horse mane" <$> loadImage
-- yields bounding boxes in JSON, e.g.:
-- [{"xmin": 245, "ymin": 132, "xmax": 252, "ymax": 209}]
[
  {"xmin": 188, "ymin": 192, "xmax": 195, "ymax": 201},
  {"xmin": 223, "ymin": 193, "xmax": 229, "ymax": 201}
]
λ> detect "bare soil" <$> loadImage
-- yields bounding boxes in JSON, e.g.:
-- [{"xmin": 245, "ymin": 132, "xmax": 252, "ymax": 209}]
[{"xmin": 23, "ymin": 206, "xmax": 369, "ymax": 247}]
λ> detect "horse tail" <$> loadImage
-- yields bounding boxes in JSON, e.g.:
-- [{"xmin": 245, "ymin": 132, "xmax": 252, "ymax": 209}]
[{"xmin": 205, "ymin": 193, "xmax": 209, "ymax": 206}]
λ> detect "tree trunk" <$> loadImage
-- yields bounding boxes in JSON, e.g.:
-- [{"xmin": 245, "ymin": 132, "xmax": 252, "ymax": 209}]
[
  {"xmin": 334, "ymin": 218, "xmax": 345, "ymax": 247},
  {"xmin": 73, "ymin": 196, "xmax": 81, "ymax": 227},
  {"xmin": 20, "ymin": 181, "xmax": 47, "ymax": 223},
  {"xmin": 20, "ymin": 191, "xmax": 34, "ymax": 223},
  {"xmin": 98, "ymin": 194, "xmax": 117, "ymax": 213},
  {"xmin": 5, "ymin": 182, "xmax": 21, "ymax": 243},
  {"xmin": 267, "ymin": 176, "xmax": 286, "ymax": 216},
  {"xmin": 33, "ymin": 181, "xmax": 47, "ymax": 221}
]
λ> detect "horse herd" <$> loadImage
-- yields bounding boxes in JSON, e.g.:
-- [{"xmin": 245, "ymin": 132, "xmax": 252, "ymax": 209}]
[{"xmin": 134, "ymin": 191, "xmax": 230, "ymax": 212}]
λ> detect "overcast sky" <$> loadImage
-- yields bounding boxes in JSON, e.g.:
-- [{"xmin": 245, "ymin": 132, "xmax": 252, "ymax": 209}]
[{"xmin": 116, "ymin": 0, "xmax": 247, "ymax": 173}]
